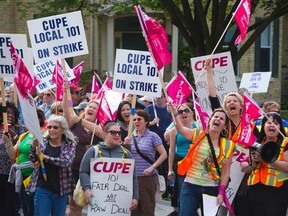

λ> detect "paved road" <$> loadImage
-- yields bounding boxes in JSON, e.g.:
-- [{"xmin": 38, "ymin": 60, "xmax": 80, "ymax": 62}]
[{"xmin": 66, "ymin": 199, "xmax": 173, "ymax": 216}]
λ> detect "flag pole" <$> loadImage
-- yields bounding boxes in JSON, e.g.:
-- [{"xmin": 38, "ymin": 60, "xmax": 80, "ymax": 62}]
[
  {"xmin": 194, "ymin": 14, "xmax": 235, "ymax": 85},
  {"xmin": 61, "ymin": 59, "xmax": 74, "ymax": 114},
  {"xmin": 135, "ymin": 5, "xmax": 175, "ymax": 122},
  {"xmin": 0, "ymin": 78, "xmax": 8, "ymax": 132},
  {"xmin": 124, "ymin": 94, "xmax": 137, "ymax": 151},
  {"xmin": 152, "ymin": 98, "xmax": 159, "ymax": 127}
]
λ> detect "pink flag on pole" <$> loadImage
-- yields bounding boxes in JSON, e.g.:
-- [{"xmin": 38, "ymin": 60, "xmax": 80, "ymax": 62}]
[
  {"xmin": 96, "ymin": 76, "xmax": 112, "ymax": 100},
  {"xmin": 135, "ymin": 5, "xmax": 172, "ymax": 70},
  {"xmin": 192, "ymin": 93, "xmax": 210, "ymax": 131},
  {"xmin": 11, "ymin": 43, "xmax": 40, "ymax": 98},
  {"xmin": 52, "ymin": 60, "xmax": 64, "ymax": 101},
  {"xmin": 166, "ymin": 71, "xmax": 193, "ymax": 107},
  {"xmin": 234, "ymin": 93, "xmax": 264, "ymax": 146},
  {"xmin": 92, "ymin": 75, "xmax": 100, "ymax": 94},
  {"xmin": 70, "ymin": 61, "xmax": 84, "ymax": 86},
  {"xmin": 234, "ymin": 0, "xmax": 251, "ymax": 45},
  {"xmin": 96, "ymin": 92, "xmax": 113, "ymax": 129}
]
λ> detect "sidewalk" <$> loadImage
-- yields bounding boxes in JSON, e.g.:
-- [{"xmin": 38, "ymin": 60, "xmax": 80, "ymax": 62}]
[{"xmin": 66, "ymin": 199, "xmax": 173, "ymax": 216}]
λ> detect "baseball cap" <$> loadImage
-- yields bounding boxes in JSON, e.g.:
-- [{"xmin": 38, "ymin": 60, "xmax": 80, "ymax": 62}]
[
  {"xmin": 70, "ymin": 84, "xmax": 82, "ymax": 91},
  {"xmin": 74, "ymin": 102, "xmax": 88, "ymax": 110},
  {"xmin": 139, "ymin": 96, "xmax": 153, "ymax": 103}
]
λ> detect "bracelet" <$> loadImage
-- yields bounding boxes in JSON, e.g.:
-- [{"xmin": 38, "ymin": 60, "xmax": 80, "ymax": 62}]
[
  {"xmin": 173, "ymin": 113, "xmax": 178, "ymax": 117},
  {"xmin": 152, "ymin": 164, "xmax": 156, "ymax": 169}
]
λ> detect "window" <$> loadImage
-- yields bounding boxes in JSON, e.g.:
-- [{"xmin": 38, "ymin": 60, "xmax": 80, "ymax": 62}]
[{"xmin": 255, "ymin": 18, "xmax": 279, "ymax": 77}]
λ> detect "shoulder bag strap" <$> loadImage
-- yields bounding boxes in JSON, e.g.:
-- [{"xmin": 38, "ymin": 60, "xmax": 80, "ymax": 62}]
[
  {"xmin": 132, "ymin": 135, "xmax": 154, "ymax": 165},
  {"xmin": 206, "ymin": 133, "xmax": 221, "ymax": 177}
]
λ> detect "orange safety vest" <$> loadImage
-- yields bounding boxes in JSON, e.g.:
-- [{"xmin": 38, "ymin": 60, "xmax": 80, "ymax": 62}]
[
  {"xmin": 230, "ymin": 120, "xmax": 256, "ymax": 142},
  {"xmin": 247, "ymin": 138, "xmax": 288, "ymax": 187},
  {"xmin": 178, "ymin": 130, "xmax": 234, "ymax": 181}
]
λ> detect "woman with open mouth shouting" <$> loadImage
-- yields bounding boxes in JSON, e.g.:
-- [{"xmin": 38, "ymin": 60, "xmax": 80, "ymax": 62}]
[{"xmin": 169, "ymin": 103, "xmax": 234, "ymax": 216}]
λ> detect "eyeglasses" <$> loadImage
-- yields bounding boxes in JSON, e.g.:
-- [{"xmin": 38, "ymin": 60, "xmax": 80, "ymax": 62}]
[
  {"xmin": 107, "ymin": 130, "xmax": 122, "ymax": 136},
  {"xmin": 44, "ymin": 93, "xmax": 51, "ymax": 97},
  {"xmin": 133, "ymin": 118, "xmax": 143, "ymax": 122},
  {"xmin": 178, "ymin": 108, "xmax": 191, "ymax": 115},
  {"xmin": 47, "ymin": 125, "xmax": 59, "ymax": 130}
]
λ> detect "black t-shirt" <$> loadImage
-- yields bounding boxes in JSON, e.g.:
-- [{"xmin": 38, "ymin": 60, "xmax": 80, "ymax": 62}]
[{"xmin": 38, "ymin": 142, "xmax": 61, "ymax": 193}]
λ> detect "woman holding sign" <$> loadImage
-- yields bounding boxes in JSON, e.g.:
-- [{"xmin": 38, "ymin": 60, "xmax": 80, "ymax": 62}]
[
  {"xmin": 168, "ymin": 103, "xmax": 234, "ymax": 216},
  {"xmin": 26, "ymin": 115, "xmax": 77, "ymax": 216},
  {"xmin": 79, "ymin": 121, "xmax": 139, "ymax": 211}
]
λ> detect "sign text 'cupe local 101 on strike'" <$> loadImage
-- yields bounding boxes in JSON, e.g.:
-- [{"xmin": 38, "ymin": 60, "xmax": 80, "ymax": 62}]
[
  {"xmin": 27, "ymin": 11, "xmax": 88, "ymax": 63},
  {"xmin": 0, "ymin": 34, "xmax": 29, "ymax": 81},
  {"xmin": 112, "ymin": 49, "xmax": 163, "ymax": 98}
]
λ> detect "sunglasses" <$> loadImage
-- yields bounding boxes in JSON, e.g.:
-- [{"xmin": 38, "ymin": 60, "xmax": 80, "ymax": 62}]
[
  {"xmin": 47, "ymin": 125, "xmax": 59, "ymax": 130},
  {"xmin": 44, "ymin": 93, "xmax": 51, "ymax": 97},
  {"xmin": 72, "ymin": 91, "xmax": 80, "ymax": 95},
  {"xmin": 133, "ymin": 118, "xmax": 143, "ymax": 122},
  {"xmin": 178, "ymin": 108, "xmax": 191, "ymax": 115},
  {"xmin": 107, "ymin": 130, "xmax": 122, "ymax": 136}
]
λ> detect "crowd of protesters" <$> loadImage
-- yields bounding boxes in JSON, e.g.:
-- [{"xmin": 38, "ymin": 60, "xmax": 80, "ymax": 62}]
[{"xmin": 1, "ymin": 63, "xmax": 288, "ymax": 216}]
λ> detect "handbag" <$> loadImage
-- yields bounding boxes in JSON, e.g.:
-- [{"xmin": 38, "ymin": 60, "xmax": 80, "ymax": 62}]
[
  {"xmin": 132, "ymin": 135, "xmax": 166, "ymax": 194},
  {"xmin": 73, "ymin": 145, "xmax": 99, "ymax": 207}
]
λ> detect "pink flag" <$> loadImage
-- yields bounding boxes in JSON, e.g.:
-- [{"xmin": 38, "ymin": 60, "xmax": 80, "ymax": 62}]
[
  {"xmin": 234, "ymin": 93, "xmax": 264, "ymax": 146},
  {"xmin": 52, "ymin": 60, "xmax": 64, "ymax": 101},
  {"xmin": 234, "ymin": 0, "xmax": 251, "ymax": 45},
  {"xmin": 96, "ymin": 76, "xmax": 112, "ymax": 100},
  {"xmin": 70, "ymin": 61, "xmax": 84, "ymax": 86},
  {"xmin": 166, "ymin": 71, "xmax": 193, "ymax": 107},
  {"xmin": 192, "ymin": 93, "xmax": 210, "ymax": 131},
  {"xmin": 92, "ymin": 75, "xmax": 100, "ymax": 94},
  {"xmin": 11, "ymin": 43, "xmax": 40, "ymax": 98},
  {"xmin": 135, "ymin": 5, "xmax": 172, "ymax": 70},
  {"xmin": 96, "ymin": 92, "xmax": 113, "ymax": 129}
]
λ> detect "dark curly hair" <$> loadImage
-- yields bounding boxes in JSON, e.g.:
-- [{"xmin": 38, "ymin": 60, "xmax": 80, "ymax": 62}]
[{"xmin": 0, "ymin": 101, "xmax": 19, "ymax": 126}]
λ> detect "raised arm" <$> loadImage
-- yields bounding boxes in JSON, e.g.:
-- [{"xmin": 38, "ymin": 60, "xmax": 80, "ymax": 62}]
[{"xmin": 205, "ymin": 59, "xmax": 216, "ymax": 97}]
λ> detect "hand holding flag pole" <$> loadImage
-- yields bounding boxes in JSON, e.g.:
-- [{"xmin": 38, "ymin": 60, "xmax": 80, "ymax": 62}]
[
  {"xmin": 61, "ymin": 59, "xmax": 74, "ymax": 114},
  {"xmin": 0, "ymin": 78, "xmax": 8, "ymax": 132},
  {"xmin": 152, "ymin": 99, "xmax": 159, "ymax": 127}
]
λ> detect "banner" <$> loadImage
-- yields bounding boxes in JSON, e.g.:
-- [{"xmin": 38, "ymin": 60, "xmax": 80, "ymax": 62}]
[
  {"xmin": 34, "ymin": 59, "xmax": 75, "ymax": 93},
  {"xmin": 239, "ymin": 72, "xmax": 271, "ymax": 93},
  {"xmin": 112, "ymin": 49, "xmax": 163, "ymax": 97},
  {"xmin": 0, "ymin": 34, "xmax": 28, "ymax": 81},
  {"xmin": 27, "ymin": 11, "xmax": 88, "ymax": 63},
  {"xmin": 191, "ymin": 52, "xmax": 238, "ymax": 112},
  {"xmin": 88, "ymin": 158, "xmax": 135, "ymax": 216}
]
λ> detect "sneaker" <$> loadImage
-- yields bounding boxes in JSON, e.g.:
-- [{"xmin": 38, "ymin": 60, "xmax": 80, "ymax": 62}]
[{"xmin": 167, "ymin": 210, "xmax": 179, "ymax": 216}]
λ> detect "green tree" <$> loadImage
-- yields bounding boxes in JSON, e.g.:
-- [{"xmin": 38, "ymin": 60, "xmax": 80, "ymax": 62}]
[{"xmin": 16, "ymin": 0, "xmax": 288, "ymax": 65}]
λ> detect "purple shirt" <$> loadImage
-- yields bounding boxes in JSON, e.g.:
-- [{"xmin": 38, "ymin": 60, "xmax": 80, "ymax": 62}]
[{"xmin": 131, "ymin": 129, "xmax": 162, "ymax": 176}]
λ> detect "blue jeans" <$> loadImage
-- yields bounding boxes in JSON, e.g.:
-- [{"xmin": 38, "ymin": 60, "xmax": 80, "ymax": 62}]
[
  {"xmin": 34, "ymin": 187, "xmax": 68, "ymax": 216},
  {"xmin": 179, "ymin": 182, "xmax": 218, "ymax": 216}
]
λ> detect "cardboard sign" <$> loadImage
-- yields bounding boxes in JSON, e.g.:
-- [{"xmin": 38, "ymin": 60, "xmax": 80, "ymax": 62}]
[
  {"xmin": 0, "ymin": 34, "xmax": 28, "ymax": 81},
  {"xmin": 112, "ymin": 49, "xmax": 163, "ymax": 98},
  {"xmin": 191, "ymin": 52, "xmax": 238, "ymax": 112},
  {"xmin": 88, "ymin": 157, "xmax": 135, "ymax": 216},
  {"xmin": 27, "ymin": 11, "xmax": 88, "ymax": 63},
  {"xmin": 17, "ymin": 90, "xmax": 43, "ymax": 144},
  {"xmin": 34, "ymin": 59, "xmax": 75, "ymax": 93},
  {"xmin": 239, "ymin": 72, "xmax": 271, "ymax": 93}
]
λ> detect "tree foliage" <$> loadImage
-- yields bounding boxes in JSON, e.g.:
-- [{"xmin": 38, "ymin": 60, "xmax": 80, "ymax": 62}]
[{"xmin": 16, "ymin": 0, "xmax": 288, "ymax": 65}]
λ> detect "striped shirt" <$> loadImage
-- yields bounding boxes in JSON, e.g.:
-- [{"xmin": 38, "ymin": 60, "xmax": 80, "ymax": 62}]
[{"xmin": 131, "ymin": 129, "xmax": 162, "ymax": 176}]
